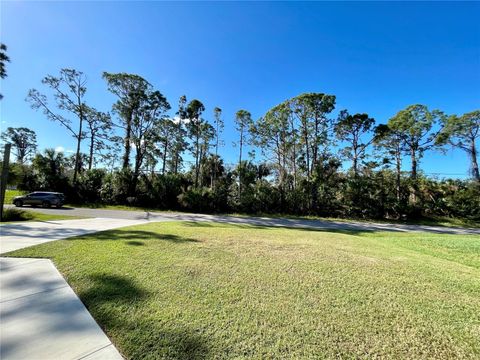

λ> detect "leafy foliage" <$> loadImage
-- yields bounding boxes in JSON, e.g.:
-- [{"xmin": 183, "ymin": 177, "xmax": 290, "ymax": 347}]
[
  {"xmin": 0, "ymin": 43, "xmax": 10, "ymax": 99},
  {"xmin": 0, "ymin": 127, "xmax": 37, "ymax": 164},
  {"xmin": 438, "ymin": 111, "xmax": 480, "ymax": 181},
  {"xmin": 18, "ymin": 68, "xmax": 479, "ymax": 221}
]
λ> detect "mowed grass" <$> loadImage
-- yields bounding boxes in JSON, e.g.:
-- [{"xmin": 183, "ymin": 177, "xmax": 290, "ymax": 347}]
[{"xmin": 7, "ymin": 222, "xmax": 480, "ymax": 359}]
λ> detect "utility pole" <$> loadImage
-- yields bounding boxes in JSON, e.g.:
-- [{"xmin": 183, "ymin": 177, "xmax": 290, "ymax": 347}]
[{"xmin": 0, "ymin": 143, "xmax": 11, "ymax": 221}]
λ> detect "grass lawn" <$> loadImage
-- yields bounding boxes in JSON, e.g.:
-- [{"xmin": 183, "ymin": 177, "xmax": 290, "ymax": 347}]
[
  {"xmin": 4, "ymin": 189, "xmax": 27, "ymax": 204},
  {"xmin": 6, "ymin": 222, "xmax": 480, "ymax": 359}
]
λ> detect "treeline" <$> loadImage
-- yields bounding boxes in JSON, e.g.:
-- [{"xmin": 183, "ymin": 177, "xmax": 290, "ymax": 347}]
[{"xmin": 2, "ymin": 68, "xmax": 480, "ymax": 221}]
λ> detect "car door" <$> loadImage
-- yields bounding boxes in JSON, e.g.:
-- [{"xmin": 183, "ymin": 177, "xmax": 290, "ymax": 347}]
[
  {"xmin": 29, "ymin": 193, "xmax": 43, "ymax": 206},
  {"xmin": 23, "ymin": 193, "xmax": 35, "ymax": 205}
]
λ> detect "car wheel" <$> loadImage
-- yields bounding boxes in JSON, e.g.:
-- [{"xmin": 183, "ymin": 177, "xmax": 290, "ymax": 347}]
[
  {"xmin": 42, "ymin": 201, "xmax": 51, "ymax": 208},
  {"xmin": 14, "ymin": 200, "xmax": 23, "ymax": 207}
]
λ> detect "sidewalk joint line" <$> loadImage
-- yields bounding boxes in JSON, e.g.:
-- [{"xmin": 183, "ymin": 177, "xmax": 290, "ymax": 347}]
[{"xmin": 76, "ymin": 343, "xmax": 115, "ymax": 360}]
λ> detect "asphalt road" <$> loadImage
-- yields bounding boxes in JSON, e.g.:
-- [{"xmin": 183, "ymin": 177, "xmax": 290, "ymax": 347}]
[{"xmin": 7, "ymin": 205, "xmax": 480, "ymax": 235}]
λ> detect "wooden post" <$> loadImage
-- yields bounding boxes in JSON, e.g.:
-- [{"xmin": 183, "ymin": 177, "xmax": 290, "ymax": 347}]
[{"xmin": 0, "ymin": 143, "xmax": 11, "ymax": 221}]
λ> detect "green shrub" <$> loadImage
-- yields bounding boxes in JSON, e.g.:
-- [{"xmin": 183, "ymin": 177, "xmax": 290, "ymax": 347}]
[
  {"xmin": 1, "ymin": 208, "xmax": 34, "ymax": 222},
  {"xmin": 178, "ymin": 187, "xmax": 214, "ymax": 213}
]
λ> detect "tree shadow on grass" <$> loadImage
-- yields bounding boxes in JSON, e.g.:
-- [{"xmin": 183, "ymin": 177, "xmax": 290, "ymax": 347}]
[
  {"xmin": 181, "ymin": 220, "xmax": 375, "ymax": 236},
  {"xmin": 75, "ymin": 230, "xmax": 200, "ymax": 243},
  {"xmin": 126, "ymin": 240, "xmax": 145, "ymax": 246},
  {"xmin": 79, "ymin": 274, "xmax": 148, "ymax": 305},
  {"xmin": 78, "ymin": 274, "xmax": 211, "ymax": 359}
]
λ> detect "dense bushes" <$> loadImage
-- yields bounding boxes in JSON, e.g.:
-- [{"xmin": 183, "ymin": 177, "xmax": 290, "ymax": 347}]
[
  {"xmin": 2, "ymin": 208, "xmax": 34, "ymax": 222},
  {"xmin": 6, "ymin": 153, "xmax": 479, "ymax": 222},
  {"xmin": 90, "ymin": 168, "xmax": 479, "ymax": 222}
]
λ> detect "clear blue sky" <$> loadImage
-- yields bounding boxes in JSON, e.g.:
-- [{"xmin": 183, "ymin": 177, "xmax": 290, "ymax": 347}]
[{"xmin": 1, "ymin": 1, "xmax": 479, "ymax": 177}]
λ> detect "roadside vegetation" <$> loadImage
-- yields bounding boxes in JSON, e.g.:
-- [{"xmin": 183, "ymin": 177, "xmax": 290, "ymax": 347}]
[
  {"xmin": 7, "ymin": 186, "xmax": 475, "ymax": 228},
  {"xmin": 7, "ymin": 222, "xmax": 480, "ymax": 358},
  {"xmin": 4, "ymin": 189, "xmax": 26, "ymax": 204},
  {"xmin": 0, "ymin": 62, "xmax": 477, "ymax": 224}
]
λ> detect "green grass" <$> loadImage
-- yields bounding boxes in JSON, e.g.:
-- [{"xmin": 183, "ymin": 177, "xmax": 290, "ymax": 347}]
[
  {"xmin": 4, "ymin": 189, "xmax": 27, "ymax": 204},
  {"xmin": 6, "ymin": 222, "xmax": 480, "ymax": 359},
  {"xmin": 1, "ymin": 207, "xmax": 86, "ymax": 222}
]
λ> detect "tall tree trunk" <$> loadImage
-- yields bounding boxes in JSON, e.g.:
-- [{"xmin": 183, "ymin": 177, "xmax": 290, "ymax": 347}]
[
  {"xmin": 194, "ymin": 130, "xmax": 200, "ymax": 188},
  {"xmin": 471, "ymin": 140, "xmax": 480, "ymax": 182},
  {"xmin": 352, "ymin": 134, "xmax": 359, "ymax": 177},
  {"xmin": 304, "ymin": 129, "xmax": 310, "ymax": 180},
  {"xmin": 395, "ymin": 153, "xmax": 401, "ymax": 202},
  {"xmin": 410, "ymin": 148, "xmax": 418, "ymax": 205},
  {"xmin": 199, "ymin": 145, "xmax": 204, "ymax": 188},
  {"xmin": 174, "ymin": 121, "xmax": 183, "ymax": 175},
  {"xmin": 275, "ymin": 136, "xmax": 285, "ymax": 209},
  {"xmin": 173, "ymin": 146, "xmax": 179, "ymax": 175},
  {"xmin": 18, "ymin": 137, "xmax": 27, "ymax": 164},
  {"xmin": 410, "ymin": 148, "xmax": 417, "ymax": 181},
  {"xmin": 123, "ymin": 111, "xmax": 133, "ymax": 169},
  {"xmin": 311, "ymin": 115, "xmax": 320, "ymax": 174},
  {"xmin": 73, "ymin": 107, "xmax": 84, "ymax": 185},
  {"xmin": 292, "ymin": 145, "xmax": 297, "ymax": 189},
  {"xmin": 88, "ymin": 133, "xmax": 94, "ymax": 170},
  {"xmin": 131, "ymin": 147, "xmax": 143, "ymax": 195},
  {"xmin": 162, "ymin": 140, "xmax": 168, "ymax": 175},
  {"xmin": 352, "ymin": 154, "xmax": 358, "ymax": 177},
  {"xmin": 238, "ymin": 129, "xmax": 243, "ymax": 202},
  {"xmin": 213, "ymin": 135, "xmax": 219, "ymax": 190}
]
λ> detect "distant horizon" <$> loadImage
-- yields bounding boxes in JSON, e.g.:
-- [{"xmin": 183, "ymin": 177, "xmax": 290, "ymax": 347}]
[{"xmin": 1, "ymin": 1, "xmax": 479, "ymax": 179}]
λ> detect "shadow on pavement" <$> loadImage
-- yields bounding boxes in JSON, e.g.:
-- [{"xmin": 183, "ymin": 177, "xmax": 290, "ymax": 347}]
[{"xmin": 1, "ymin": 273, "xmax": 99, "ymax": 358}]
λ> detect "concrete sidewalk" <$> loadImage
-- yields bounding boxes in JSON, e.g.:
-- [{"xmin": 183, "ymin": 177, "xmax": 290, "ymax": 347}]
[
  {"xmin": 0, "ymin": 258, "xmax": 122, "ymax": 359},
  {"xmin": 0, "ymin": 218, "xmax": 150, "ymax": 360}
]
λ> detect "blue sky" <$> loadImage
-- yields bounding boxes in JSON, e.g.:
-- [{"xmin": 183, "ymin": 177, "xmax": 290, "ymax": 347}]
[{"xmin": 1, "ymin": 1, "xmax": 479, "ymax": 177}]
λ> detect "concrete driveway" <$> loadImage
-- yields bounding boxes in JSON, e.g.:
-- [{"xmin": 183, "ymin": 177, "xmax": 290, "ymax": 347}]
[
  {"xmin": 0, "ymin": 218, "xmax": 148, "ymax": 254},
  {"xmin": 0, "ymin": 218, "xmax": 148, "ymax": 360},
  {"xmin": 11, "ymin": 206, "xmax": 480, "ymax": 235}
]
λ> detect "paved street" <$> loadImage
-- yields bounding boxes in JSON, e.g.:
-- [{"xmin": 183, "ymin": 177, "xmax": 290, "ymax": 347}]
[{"xmin": 9, "ymin": 205, "xmax": 480, "ymax": 235}]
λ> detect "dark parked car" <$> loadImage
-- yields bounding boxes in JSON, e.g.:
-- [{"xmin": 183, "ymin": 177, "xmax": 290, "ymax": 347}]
[{"xmin": 12, "ymin": 192, "xmax": 65, "ymax": 208}]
